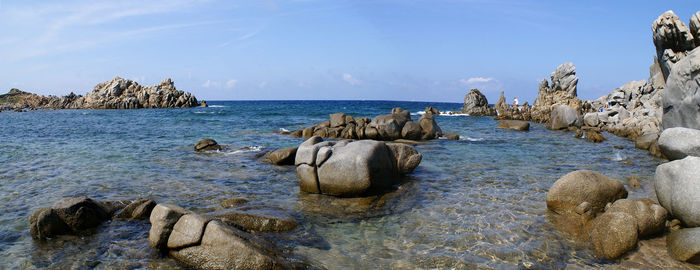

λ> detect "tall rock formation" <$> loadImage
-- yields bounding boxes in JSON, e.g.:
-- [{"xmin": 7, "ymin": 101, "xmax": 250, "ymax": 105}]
[
  {"xmin": 663, "ymin": 47, "xmax": 700, "ymax": 130},
  {"xmin": 652, "ymin": 11, "xmax": 696, "ymax": 82},
  {"xmin": 531, "ymin": 62, "xmax": 586, "ymax": 123},
  {"xmin": 461, "ymin": 88, "xmax": 494, "ymax": 116}
]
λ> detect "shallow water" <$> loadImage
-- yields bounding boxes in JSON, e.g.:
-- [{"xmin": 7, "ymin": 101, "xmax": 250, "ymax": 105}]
[{"xmin": 0, "ymin": 100, "xmax": 665, "ymax": 269}]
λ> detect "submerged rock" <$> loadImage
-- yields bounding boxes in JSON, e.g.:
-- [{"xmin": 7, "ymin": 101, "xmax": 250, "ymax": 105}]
[
  {"xmin": 658, "ymin": 127, "xmax": 700, "ymax": 160},
  {"xmin": 655, "ymin": 156, "xmax": 700, "ymax": 227},
  {"xmin": 29, "ymin": 197, "xmax": 112, "ymax": 239},
  {"xmin": 213, "ymin": 206, "xmax": 298, "ymax": 233},
  {"xmin": 497, "ymin": 120, "xmax": 530, "ymax": 131},
  {"xmin": 194, "ymin": 138, "xmax": 222, "ymax": 152}
]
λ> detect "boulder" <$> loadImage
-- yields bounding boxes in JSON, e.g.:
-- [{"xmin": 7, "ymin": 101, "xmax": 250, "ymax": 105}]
[
  {"xmin": 29, "ymin": 208, "xmax": 71, "ymax": 240},
  {"xmin": 462, "ymin": 88, "xmax": 494, "ymax": 116},
  {"xmin": 663, "ymin": 46, "xmax": 700, "ymax": 130},
  {"xmin": 194, "ymin": 138, "xmax": 222, "ymax": 152},
  {"xmin": 667, "ymin": 227, "xmax": 700, "ymax": 263},
  {"xmin": 149, "ymin": 203, "xmax": 191, "ymax": 249},
  {"xmin": 418, "ymin": 110, "xmax": 443, "ymax": 140},
  {"xmin": 213, "ymin": 206, "xmax": 298, "ymax": 232},
  {"xmin": 584, "ymin": 130, "xmax": 605, "ymax": 143},
  {"xmin": 443, "ymin": 133, "xmax": 460, "ymax": 140},
  {"xmin": 115, "ymin": 198, "xmax": 156, "ymax": 221},
  {"xmin": 401, "ymin": 121, "xmax": 422, "ymax": 140},
  {"xmin": 635, "ymin": 133, "xmax": 659, "ymax": 150},
  {"xmin": 497, "ymin": 120, "xmax": 530, "ymax": 131},
  {"xmin": 658, "ymin": 127, "xmax": 700, "ymax": 160},
  {"xmin": 606, "ymin": 198, "xmax": 668, "ymax": 237},
  {"xmin": 589, "ymin": 212, "xmax": 639, "ymax": 259},
  {"xmin": 385, "ymin": 142, "xmax": 423, "ymax": 175},
  {"xmin": 261, "ymin": 147, "xmax": 298, "ymax": 165},
  {"xmin": 368, "ymin": 109, "xmax": 412, "ymax": 140},
  {"xmin": 549, "ymin": 105, "xmax": 581, "ymax": 130},
  {"xmin": 167, "ymin": 214, "xmax": 212, "ymax": 249},
  {"xmin": 29, "ymin": 197, "xmax": 112, "ymax": 239},
  {"xmin": 655, "ymin": 156, "xmax": 700, "ymax": 227},
  {"xmin": 583, "ymin": 112, "xmax": 599, "ymax": 127},
  {"xmin": 329, "ymin": 113, "xmax": 346, "ymax": 128},
  {"xmin": 546, "ymin": 170, "xmax": 628, "ymax": 216}
]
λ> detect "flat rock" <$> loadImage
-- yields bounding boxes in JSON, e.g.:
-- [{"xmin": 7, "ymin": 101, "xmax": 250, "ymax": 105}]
[
  {"xmin": 213, "ymin": 206, "xmax": 298, "ymax": 232},
  {"xmin": 194, "ymin": 138, "xmax": 222, "ymax": 152},
  {"xmin": 261, "ymin": 147, "xmax": 298, "ymax": 165},
  {"xmin": 497, "ymin": 120, "xmax": 530, "ymax": 131}
]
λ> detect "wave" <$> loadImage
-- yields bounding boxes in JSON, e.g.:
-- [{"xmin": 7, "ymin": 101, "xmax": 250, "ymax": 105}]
[
  {"xmin": 460, "ymin": 136, "xmax": 484, "ymax": 142},
  {"xmin": 225, "ymin": 145, "xmax": 265, "ymax": 155},
  {"xmin": 208, "ymin": 105, "xmax": 227, "ymax": 108},
  {"xmin": 413, "ymin": 111, "xmax": 468, "ymax": 116},
  {"xmin": 613, "ymin": 150, "xmax": 624, "ymax": 161},
  {"xmin": 279, "ymin": 128, "xmax": 290, "ymax": 133}
]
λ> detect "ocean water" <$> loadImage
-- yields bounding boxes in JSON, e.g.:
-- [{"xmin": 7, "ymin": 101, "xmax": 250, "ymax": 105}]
[{"xmin": 0, "ymin": 100, "xmax": 664, "ymax": 269}]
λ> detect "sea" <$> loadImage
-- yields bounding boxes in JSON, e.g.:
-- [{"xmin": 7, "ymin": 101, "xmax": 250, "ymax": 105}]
[{"xmin": 0, "ymin": 100, "xmax": 664, "ymax": 269}]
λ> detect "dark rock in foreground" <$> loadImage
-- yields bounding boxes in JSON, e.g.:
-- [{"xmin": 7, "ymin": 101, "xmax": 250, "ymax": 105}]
[{"xmin": 29, "ymin": 196, "xmax": 125, "ymax": 239}]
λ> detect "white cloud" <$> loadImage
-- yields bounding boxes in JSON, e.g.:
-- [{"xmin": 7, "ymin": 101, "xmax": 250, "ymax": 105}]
[
  {"xmin": 202, "ymin": 80, "xmax": 212, "ymax": 88},
  {"xmin": 225, "ymin": 79, "xmax": 237, "ymax": 88},
  {"xmin": 342, "ymin": 73, "xmax": 361, "ymax": 86},
  {"xmin": 460, "ymin": 77, "xmax": 495, "ymax": 85}
]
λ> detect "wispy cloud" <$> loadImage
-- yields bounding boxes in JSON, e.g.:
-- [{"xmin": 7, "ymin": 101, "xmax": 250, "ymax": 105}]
[
  {"xmin": 460, "ymin": 77, "xmax": 495, "ymax": 84},
  {"xmin": 202, "ymin": 80, "xmax": 212, "ymax": 88},
  {"xmin": 225, "ymin": 79, "xmax": 238, "ymax": 88},
  {"xmin": 342, "ymin": 73, "xmax": 361, "ymax": 86}
]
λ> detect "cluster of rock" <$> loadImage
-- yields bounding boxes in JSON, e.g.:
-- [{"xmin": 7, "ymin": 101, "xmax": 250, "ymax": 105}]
[
  {"xmin": 295, "ymin": 136, "xmax": 422, "ymax": 197},
  {"xmin": 0, "ymin": 77, "xmax": 201, "ymax": 111},
  {"xmin": 289, "ymin": 107, "xmax": 443, "ymax": 141},
  {"xmin": 546, "ymin": 170, "xmax": 668, "ymax": 259},
  {"xmin": 461, "ymin": 89, "xmax": 494, "ymax": 116},
  {"xmin": 530, "ymin": 62, "xmax": 590, "ymax": 123}
]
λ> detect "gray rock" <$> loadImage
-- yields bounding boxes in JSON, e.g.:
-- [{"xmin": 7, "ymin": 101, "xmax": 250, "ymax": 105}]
[
  {"xmin": 462, "ymin": 88, "xmax": 494, "ymax": 116},
  {"xmin": 692, "ymin": 11, "xmax": 700, "ymax": 47},
  {"xmin": 401, "ymin": 121, "xmax": 422, "ymax": 140},
  {"xmin": 658, "ymin": 127, "xmax": 700, "ymax": 160},
  {"xmin": 317, "ymin": 140, "xmax": 397, "ymax": 196},
  {"xmin": 663, "ymin": 47, "xmax": 700, "ymax": 130},
  {"xmin": 293, "ymin": 136, "xmax": 326, "ymax": 166},
  {"xmin": 583, "ymin": 112, "xmax": 599, "ymax": 127},
  {"xmin": 194, "ymin": 138, "xmax": 222, "ymax": 152},
  {"xmin": 214, "ymin": 206, "xmax": 298, "ymax": 232},
  {"xmin": 115, "ymin": 198, "xmax": 156, "ymax": 221},
  {"xmin": 635, "ymin": 133, "xmax": 659, "ymax": 150},
  {"xmin": 655, "ymin": 156, "xmax": 700, "ymax": 227},
  {"xmin": 652, "ymin": 11, "xmax": 696, "ymax": 80},
  {"xmin": 167, "ymin": 214, "xmax": 212, "ymax": 250},
  {"xmin": 296, "ymin": 164, "xmax": 320, "ymax": 194},
  {"xmin": 149, "ymin": 203, "xmax": 191, "ymax": 249},
  {"xmin": 261, "ymin": 147, "xmax": 297, "ymax": 165},
  {"xmin": 418, "ymin": 111, "xmax": 443, "ymax": 140},
  {"xmin": 550, "ymin": 62, "xmax": 579, "ymax": 96},
  {"xmin": 546, "ymin": 170, "xmax": 628, "ymax": 216},
  {"xmin": 329, "ymin": 113, "xmax": 346, "ymax": 128},
  {"xmin": 667, "ymin": 227, "xmax": 700, "ymax": 263},
  {"xmin": 497, "ymin": 120, "xmax": 530, "ymax": 131},
  {"xmin": 549, "ymin": 105, "xmax": 581, "ymax": 130},
  {"xmin": 589, "ymin": 211, "xmax": 638, "ymax": 259},
  {"xmin": 385, "ymin": 142, "xmax": 423, "ymax": 175},
  {"xmin": 606, "ymin": 198, "xmax": 668, "ymax": 237}
]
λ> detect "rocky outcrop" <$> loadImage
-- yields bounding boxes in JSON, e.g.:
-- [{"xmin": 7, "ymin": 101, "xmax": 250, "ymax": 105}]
[
  {"xmin": 213, "ymin": 206, "xmax": 298, "ymax": 233},
  {"xmin": 658, "ymin": 127, "xmax": 700, "ymax": 160},
  {"xmin": 291, "ymin": 107, "xmax": 443, "ymax": 141},
  {"xmin": 294, "ymin": 137, "xmax": 421, "ymax": 197},
  {"xmin": 493, "ymin": 91, "xmax": 531, "ymax": 121},
  {"xmin": 655, "ymin": 156, "xmax": 700, "ymax": 227},
  {"xmin": 667, "ymin": 227, "xmax": 700, "ymax": 263},
  {"xmin": 663, "ymin": 47, "xmax": 700, "ymax": 130},
  {"xmin": 548, "ymin": 105, "xmax": 581, "ymax": 130},
  {"xmin": 496, "ymin": 120, "xmax": 529, "ymax": 131},
  {"xmin": 531, "ymin": 63, "xmax": 587, "ymax": 124},
  {"xmin": 194, "ymin": 138, "xmax": 223, "ymax": 152},
  {"xmin": 461, "ymin": 88, "xmax": 494, "ymax": 116},
  {"xmin": 546, "ymin": 170, "xmax": 627, "ymax": 217},
  {"xmin": 1, "ymin": 77, "xmax": 200, "ymax": 111},
  {"xmin": 148, "ymin": 203, "xmax": 303, "ymax": 270},
  {"xmin": 652, "ymin": 11, "xmax": 696, "ymax": 81},
  {"xmin": 29, "ymin": 197, "xmax": 113, "ymax": 239}
]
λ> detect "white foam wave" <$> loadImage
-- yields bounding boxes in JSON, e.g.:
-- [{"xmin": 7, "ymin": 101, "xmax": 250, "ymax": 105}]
[
  {"xmin": 413, "ymin": 111, "xmax": 468, "ymax": 116},
  {"xmin": 460, "ymin": 136, "xmax": 484, "ymax": 142},
  {"xmin": 193, "ymin": 111, "xmax": 206, "ymax": 114},
  {"xmin": 227, "ymin": 145, "xmax": 265, "ymax": 155},
  {"xmin": 614, "ymin": 151, "xmax": 624, "ymax": 161},
  {"xmin": 279, "ymin": 128, "xmax": 290, "ymax": 133},
  {"xmin": 208, "ymin": 105, "xmax": 227, "ymax": 108}
]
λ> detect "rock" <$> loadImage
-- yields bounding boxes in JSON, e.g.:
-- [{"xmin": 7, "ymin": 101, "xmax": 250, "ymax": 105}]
[
  {"xmin": 213, "ymin": 206, "xmax": 298, "ymax": 232},
  {"xmin": 664, "ymin": 47, "xmax": 700, "ymax": 130},
  {"xmin": 368, "ymin": 109, "xmax": 411, "ymax": 140},
  {"xmin": 635, "ymin": 133, "xmax": 659, "ymax": 150},
  {"xmin": 531, "ymin": 63, "xmax": 585, "ymax": 124},
  {"xmin": 652, "ymin": 11, "xmax": 696, "ymax": 80},
  {"xmin": 329, "ymin": 113, "xmax": 346, "ymax": 128},
  {"xmin": 584, "ymin": 130, "xmax": 605, "ymax": 143},
  {"xmin": 170, "ymin": 220, "xmax": 298, "ymax": 270},
  {"xmin": 115, "ymin": 198, "xmax": 156, "ymax": 220},
  {"xmin": 658, "ymin": 127, "xmax": 700, "ymax": 160},
  {"xmin": 385, "ymin": 142, "xmax": 423, "ymax": 175},
  {"xmin": 546, "ymin": 170, "xmax": 628, "ymax": 216},
  {"xmin": 149, "ymin": 203, "xmax": 191, "ymax": 249},
  {"xmin": 625, "ymin": 176, "xmax": 641, "ymax": 189},
  {"xmin": 549, "ymin": 105, "xmax": 581, "ymax": 130},
  {"xmin": 194, "ymin": 138, "xmax": 222, "ymax": 152},
  {"xmin": 221, "ymin": 198, "xmax": 249, "ymax": 208},
  {"xmin": 426, "ymin": 107, "xmax": 439, "ymax": 115},
  {"xmin": 401, "ymin": 121, "xmax": 422, "ymax": 140},
  {"xmin": 583, "ymin": 112, "xmax": 599, "ymax": 127},
  {"xmin": 589, "ymin": 211, "xmax": 639, "ymax": 259},
  {"xmin": 29, "ymin": 197, "xmax": 112, "ymax": 239},
  {"xmin": 655, "ymin": 156, "xmax": 700, "ymax": 227},
  {"xmin": 461, "ymin": 88, "xmax": 494, "ymax": 116},
  {"xmin": 574, "ymin": 128, "xmax": 583, "ymax": 138},
  {"xmin": 29, "ymin": 208, "xmax": 71, "ymax": 240},
  {"xmin": 497, "ymin": 120, "xmax": 530, "ymax": 131},
  {"xmin": 667, "ymin": 227, "xmax": 700, "ymax": 263},
  {"xmin": 261, "ymin": 147, "xmax": 298, "ymax": 165},
  {"xmin": 607, "ymin": 198, "xmax": 668, "ymax": 237},
  {"xmin": 418, "ymin": 110, "xmax": 443, "ymax": 140},
  {"xmin": 692, "ymin": 11, "xmax": 700, "ymax": 47},
  {"xmin": 167, "ymin": 214, "xmax": 212, "ymax": 249},
  {"xmin": 443, "ymin": 133, "xmax": 460, "ymax": 140},
  {"xmin": 200, "ymin": 100, "xmax": 208, "ymax": 107}
]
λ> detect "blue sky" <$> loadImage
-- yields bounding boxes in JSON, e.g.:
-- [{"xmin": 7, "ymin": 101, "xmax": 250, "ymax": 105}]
[{"xmin": 0, "ymin": 0, "xmax": 698, "ymax": 103}]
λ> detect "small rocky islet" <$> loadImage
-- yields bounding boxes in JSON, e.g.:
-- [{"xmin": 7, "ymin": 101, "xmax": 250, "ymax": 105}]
[{"xmin": 13, "ymin": 9, "xmax": 700, "ymax": 270}]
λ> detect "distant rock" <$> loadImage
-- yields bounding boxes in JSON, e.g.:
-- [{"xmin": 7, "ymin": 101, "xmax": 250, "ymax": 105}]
[
  {"xmin": 443, "ymin": 133, "xmax": 460, "ymax": 140},
  {"xmin": 200, "ymin": 100, "xmax": 208, "ymax": 107},
  {"xmin": 531, "ymin": 63, "xmax": 587, "ymax": 124},
  {"xmin": 655, "ymin": 156, "xmax": 700, "ymax": 227},
  {"xmin": 496, "ymin": 120, "xmax": 530, "ymax": 131},
  {"xmin": 461, "ymin": 88, "xmax": 494, "ymax": 116},
  {"xmin": 549, "ymin": 105, "xmax": 581, "ymax": 130},
  {"xmin": 658, "ymin": 127, "xmax": 700, "ymax": 160}
]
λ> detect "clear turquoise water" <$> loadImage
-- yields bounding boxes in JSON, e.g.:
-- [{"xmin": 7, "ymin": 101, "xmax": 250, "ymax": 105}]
[{"xmin": 0, "ymin": 101, "xmax": 663, "ymax": 269}]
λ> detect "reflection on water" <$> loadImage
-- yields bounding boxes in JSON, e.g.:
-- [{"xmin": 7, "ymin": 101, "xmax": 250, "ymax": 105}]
[{"xmin": 0, "ymin": 101, "xmax": 664, "ymax": 269}]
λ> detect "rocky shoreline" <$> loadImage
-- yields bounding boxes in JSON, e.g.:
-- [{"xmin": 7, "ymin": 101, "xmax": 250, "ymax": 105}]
[{"xmin": 0, "ymin": 77, "xmax": 202, "ymax": 111}]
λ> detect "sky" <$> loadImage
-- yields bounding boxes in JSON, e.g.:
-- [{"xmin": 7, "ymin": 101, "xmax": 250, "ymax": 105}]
[{"xmin": 0, "ymin": 0, "xmax": 698, "ymax": 103}]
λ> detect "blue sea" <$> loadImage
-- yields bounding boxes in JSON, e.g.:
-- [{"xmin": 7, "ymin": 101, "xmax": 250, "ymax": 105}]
[{"xmin": 0, "ymin": 100, "xmax": 664, "ymax": 269}]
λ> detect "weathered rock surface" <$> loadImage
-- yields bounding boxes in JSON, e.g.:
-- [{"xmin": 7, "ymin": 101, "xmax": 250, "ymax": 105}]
[
  {"xmin": 584, "ymin": 130, "xmax": 605, "ymax": 143},
  {"xmin": 260, "ymin": 147, "xmax": 298, "ymax": 165},
  {"xmin": 295, "ymin": 137, "xmax": 421, "ymax": 197},
  {"xmin": 29, "ymin": 197, "xmax": 112, "ymax": 239},
  {"xmin": 546, "ymin": 170, "xmax": 628, "ymax": 216},
  {"xmin": 194, "ymin": 138, "xmax": 223, "ymax": 152},
  {"xmin": 114, "ymin": 198, "xmax": 156, "ymax": 221},
  {"xmin": 549, "ymin": 105, "xmax": 581, "ymax": 130},
  {"xmin": 531, "ymin": 63, "xmax": 587, "ymax": 124},
  {"xmin": 663, "ymin": 47, "xmax": 700, "ymax": 130},
  {"xmin": 658, "ymin": 127, "xmax": 700, "ymax": 160},
  {"xmin": 667, "ymin": 227, "xmax": 700, "ymax": 263},
  {"xmin": 418, "ymin": 109, "xmax": 443, "ymax": 140},
  {"xmin": 653, "ymin": 11, "xmax": 696, "ymax": 80},
  {"xmin": 496, "ymin": 120, "xmax": 529, "ymax": 131},
  {"xmin": 462, "ymin": 88, "xmax": 494, "ymax": 116},
  {"xmin": 655, "ymin": 156, "xmax": 700, "ymax": 227},
  {"xmin": 589, "ymin": 211, "xmax": 639, "ymax": 259},
  {"xmin": 1, "ymin": 77, "xmax": 200, "ymax": 111},
  {"xmin": 606, "ymin": 198, "xmax": 668, "ymax": 237},
  {"xmin": 149, "ymin": 203, "xmax": 191, "ymax": 249},
  {"xmin": 213, "ymin": 206, "xmax": 298, "ymax": 232}
]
